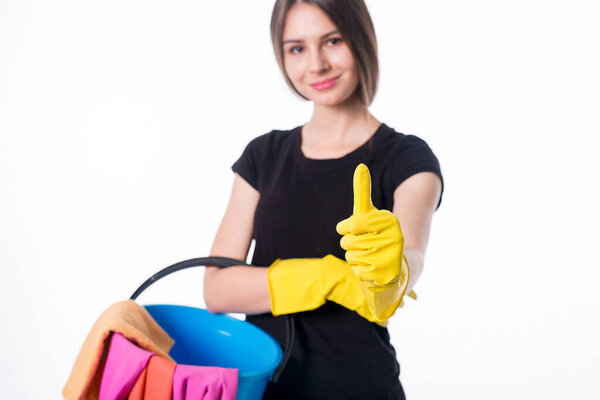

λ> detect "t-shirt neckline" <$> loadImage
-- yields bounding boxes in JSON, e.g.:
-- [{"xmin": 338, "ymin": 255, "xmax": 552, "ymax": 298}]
[{"xmin": 293, "ymin": 123, "xmax": 388, "ymax": 169}]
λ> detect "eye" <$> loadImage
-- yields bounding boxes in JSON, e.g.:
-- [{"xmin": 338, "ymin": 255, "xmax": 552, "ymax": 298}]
[
  {"xmin": 289, "ymin": 45, "xmax": 303, "ymax": 54},
  {"xmin": 327, "ymin": 37, "xmax": 343, "ymax": 46}
]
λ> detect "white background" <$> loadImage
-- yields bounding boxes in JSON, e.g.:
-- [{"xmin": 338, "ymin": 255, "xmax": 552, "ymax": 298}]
[{"xmin": 1, "ymin": 0, "xmax": 599, "ymax": 398}]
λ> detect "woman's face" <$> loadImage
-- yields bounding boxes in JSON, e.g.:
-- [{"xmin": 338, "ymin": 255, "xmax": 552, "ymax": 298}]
[{"xmin": 282, "ymin": 2, "xmax": 360, "ymax": 107}]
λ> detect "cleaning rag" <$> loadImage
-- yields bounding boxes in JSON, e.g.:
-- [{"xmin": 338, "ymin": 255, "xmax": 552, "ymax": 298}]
[{"xmin": 63, "ymin": 300, "xmax": 174, "ymax": 400}]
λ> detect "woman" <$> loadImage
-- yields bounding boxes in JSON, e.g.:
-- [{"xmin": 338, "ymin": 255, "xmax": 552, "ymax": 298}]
[{"xmin": 204, "ymin": 0, "xmax": 443, "ymax": 398}]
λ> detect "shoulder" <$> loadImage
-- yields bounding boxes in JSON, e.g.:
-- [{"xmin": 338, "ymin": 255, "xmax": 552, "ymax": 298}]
[
  {"xmin": 374, "ymin": 124, "xmax": 441, "ymax": 176},
  {"xmin": 244, "ymin": 126, "xmax": 300, "ymax": 156},
  {"xmin": 374, "ymin": 123, "xmax": 444, "ymax": 206},
  {"xmin": 375, "ymin": 124, "xmax": 436, "ymax": 158},
  {"xmin": 232, "ymin": 126, "xmax": 300, "ymax": 191}
]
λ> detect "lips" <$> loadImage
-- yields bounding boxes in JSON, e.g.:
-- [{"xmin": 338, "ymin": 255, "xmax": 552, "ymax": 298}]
[{"xmin": 309, "ymin": 76, "xmax": 340, "ymax": 91}]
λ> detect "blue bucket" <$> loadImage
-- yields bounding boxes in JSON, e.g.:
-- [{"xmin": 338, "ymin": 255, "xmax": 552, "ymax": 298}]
[{"xmin": 145, "ymin": 304, "xmax": 282, "ymax": 400}]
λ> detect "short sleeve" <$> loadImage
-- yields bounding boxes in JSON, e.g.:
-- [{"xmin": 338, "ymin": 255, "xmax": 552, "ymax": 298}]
[
  {"xmin": 386, "ymin": 135, "xmax": 444, "ymax": 208},
  {"xmin": 231, "ymin": 138, "xmax": 260, "ymax": 190}
]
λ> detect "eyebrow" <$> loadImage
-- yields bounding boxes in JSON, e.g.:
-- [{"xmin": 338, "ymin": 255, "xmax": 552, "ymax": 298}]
[{"xmin": 282, "ymin": 30, "xmax": 339, "ymax": 45}]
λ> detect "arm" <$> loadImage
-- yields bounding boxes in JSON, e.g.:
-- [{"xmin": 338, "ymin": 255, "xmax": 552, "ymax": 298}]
[
  {"xmin": 392, "ymin": 171, "xmax": 443, "ymax": 294},
  {"xmin": 337, "ymin": 165, "xmax": 442, "ymax": 320},
  {"xmin": 205, "ymin": 172, "xmax": 382, "ymax": 321},
  {"xmin": 203, "ymin": 174, "xmax": 271, "ymax": 315}
]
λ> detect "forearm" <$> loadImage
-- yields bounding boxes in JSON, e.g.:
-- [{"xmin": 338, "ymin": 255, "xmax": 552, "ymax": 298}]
[
  {"xmin": 203, "ymin": 265, "xmax": 271, "ymax": 315},
  {"xmin": 403, "ymin": 247, "xmax": 424, "ymax": 294}
]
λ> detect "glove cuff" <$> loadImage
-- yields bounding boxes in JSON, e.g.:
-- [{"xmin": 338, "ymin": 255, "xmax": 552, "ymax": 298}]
[
  {"xmin": 358, "ymin": 254, "xmax": 410, "ymax": 320},
  {"xmin": 267, "ymin": 258, "xmax": 328, "ymax": 316}
]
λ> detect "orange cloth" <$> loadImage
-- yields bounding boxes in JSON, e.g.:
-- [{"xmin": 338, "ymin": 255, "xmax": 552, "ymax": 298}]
[
  {"xmin": 63, "ymin": 300, "xmax": 175, "ymax": 400},
  {"xmin": 128, "ymin": 368, "xmax": 148, "ymax": 400},
  {"xmin": 128, "ymin": 355, "xmax": 176, "ymax": 400}
]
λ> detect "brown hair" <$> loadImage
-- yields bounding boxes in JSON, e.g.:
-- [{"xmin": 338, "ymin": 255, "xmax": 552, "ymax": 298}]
[{"xmin": 270, "ymin": 0, "xmax": 379, "ymax": 105}]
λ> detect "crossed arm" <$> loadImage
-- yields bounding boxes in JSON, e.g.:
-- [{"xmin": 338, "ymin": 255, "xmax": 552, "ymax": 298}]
[{"xmin": 203, "ymin": 171, "xmax": 442, "ymax": 315}]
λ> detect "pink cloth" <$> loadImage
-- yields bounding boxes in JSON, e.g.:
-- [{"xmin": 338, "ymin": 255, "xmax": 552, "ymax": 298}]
[
  {"xmin": 99, "ymin": 333, "xmax": 154, "ymax": 400},
  {"xmin": 99, "ymin": 332, "xmax": 238, "ymax": 400},
  {"xmin": 172, "ymin": 364, "xmax": 238, "ymax": 400}
]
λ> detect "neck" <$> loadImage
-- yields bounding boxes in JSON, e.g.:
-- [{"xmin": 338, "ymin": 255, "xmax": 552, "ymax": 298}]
[{"xmin": 304, "ymin": 95, "xmax": 379, "ymax": 145}]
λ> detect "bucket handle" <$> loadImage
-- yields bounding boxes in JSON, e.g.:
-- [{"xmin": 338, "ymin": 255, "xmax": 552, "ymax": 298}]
[{"xmin": 129, "ymin": 256, "xmax": 293, "ymax": 383}]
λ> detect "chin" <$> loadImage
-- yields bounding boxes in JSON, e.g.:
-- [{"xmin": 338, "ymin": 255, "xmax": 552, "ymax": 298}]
[{"xmin": 306, "ymin": 91, "xmax": 353, "ymax": 107}]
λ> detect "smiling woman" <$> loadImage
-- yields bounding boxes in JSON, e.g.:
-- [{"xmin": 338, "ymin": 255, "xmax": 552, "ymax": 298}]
[
  {"xmin": 203, "ymin": 0, "xmax": 443, "ymax": 399},
  {"xmin": 2, "ymin": 0, "xmax": 598, "ymax": 398}
]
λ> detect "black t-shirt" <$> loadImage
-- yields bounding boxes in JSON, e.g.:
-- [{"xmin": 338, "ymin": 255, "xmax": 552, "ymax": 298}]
[{"xmin": 232, "ymin": 123, "xmax": 443, "ymax": 400}]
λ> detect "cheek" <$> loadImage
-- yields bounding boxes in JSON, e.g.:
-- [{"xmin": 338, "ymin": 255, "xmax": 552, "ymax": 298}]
[
  {"xmin": 283, "ymin": 56, "xmax": 305, "ymax": 83},
  {"xmin": 342, "ymin": 57, "xmax": 360, "ymax": 88},
  {"xmin": 334, "ymin": 48, "xmax": 358, "ymax": 74}
]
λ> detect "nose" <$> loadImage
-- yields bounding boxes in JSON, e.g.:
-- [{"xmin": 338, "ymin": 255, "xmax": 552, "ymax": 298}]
[{"xmin": 308, "ymin": 48, "xmax": 329, "ymax": 74}]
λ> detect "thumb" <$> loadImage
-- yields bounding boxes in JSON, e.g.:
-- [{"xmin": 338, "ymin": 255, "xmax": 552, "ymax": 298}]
[{"xmin": 353, "ymin": 163, "xmax": 375, "ymax": 215}]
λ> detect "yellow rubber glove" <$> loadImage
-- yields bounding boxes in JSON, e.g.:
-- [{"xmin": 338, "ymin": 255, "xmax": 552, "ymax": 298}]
[
  {"xmin": 267, "ymin": 255, "xmax": 386, "ymax": 325},
  {"xmin": 336, "ymin": 164, "xmax": 413, "ymax": 321}
]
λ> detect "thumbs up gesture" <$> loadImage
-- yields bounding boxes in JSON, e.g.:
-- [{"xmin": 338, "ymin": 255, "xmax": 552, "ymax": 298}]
[{"xmin": 336, "ymin": 164, "xmax": 410, "ymax": 320}]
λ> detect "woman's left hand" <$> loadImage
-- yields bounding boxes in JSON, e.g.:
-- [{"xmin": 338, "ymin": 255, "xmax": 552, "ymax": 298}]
[{"xmin": 336, "ymin": 164, "xmax": 410, "ymax": 320}]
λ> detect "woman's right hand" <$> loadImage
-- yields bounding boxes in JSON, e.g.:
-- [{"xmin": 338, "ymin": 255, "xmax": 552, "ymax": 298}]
[{"xmin": 267, "ymin": 255, "xmax": 388, "ymax": 325}]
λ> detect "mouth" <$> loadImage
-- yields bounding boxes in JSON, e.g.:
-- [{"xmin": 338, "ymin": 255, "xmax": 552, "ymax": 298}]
[{"xmin": 309, "ymin": 76, "xmax": 340, "ymax": 91}]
